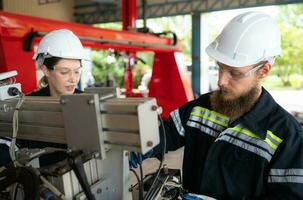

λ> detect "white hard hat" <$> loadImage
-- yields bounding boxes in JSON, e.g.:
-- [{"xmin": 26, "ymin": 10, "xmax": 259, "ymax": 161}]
[
  {"xmin": 206, "ymin": 12, "xmax": 282, "ymax": 67},
  {"xmin": 33, "ymin": 29, "xmax": 89, "ymax": 62}
]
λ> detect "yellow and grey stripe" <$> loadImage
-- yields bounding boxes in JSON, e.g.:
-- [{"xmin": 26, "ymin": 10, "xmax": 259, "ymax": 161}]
[
  {"xmin": 170, "ymin": 109, "xmax": 185, "ymax": 136},
  {"xmin": 188, "ymin": 115, "xmax": 226, "ymax": 134},
  {"xmin": 216, "ymin": 125, "xmax": 283, "ymax": 162},
  {"xmin": 188, "ymin": 106, "xmax": 229, "ymax": 130},
  {"xmin": 186, "ymin": 120, "xmax": 221, "ymax": 138},
  {"xmin": 266, "ymin": 130, "xmax": 282, "ymax": 149},
  {"xmin": 216, "ymin": 134, "xmax": 273, "ymax": 161},
  {"xmin": 268, "ymin": 169, "xmax": 303, "ymax": 184},
  {"xmin": 191, "ymin": 106, "xmax": 229, "ymax": 128},
  {"xmin": 186, "ymin": 106, "xmax": 229, "ymax": 138}
]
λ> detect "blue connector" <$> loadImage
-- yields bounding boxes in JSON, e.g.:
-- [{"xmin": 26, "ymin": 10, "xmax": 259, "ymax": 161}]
[{"xmin": 183, "ymin": 193, "xmax": 204, "ymax": 200}]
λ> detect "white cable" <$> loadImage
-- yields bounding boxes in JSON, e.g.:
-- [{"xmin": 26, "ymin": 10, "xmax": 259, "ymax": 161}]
[
  {"xmin": 11, "ymin": 183, "xmax": 18, "ymax": 200},
  {"xmin": 40, "ymin": 176, "xmax": 67, "ymax": 200},
  {"xmin": 6, "ymin": 93, "xmax": 67, "ymax": 200},
  {"xmin": 0, "ymin": 164, "xmax": 6, "ymax": 173},
  {"xmin": 144, "ymin": 113, "xmax": 167, "ymax": 200},
  {"xmin": 9, "ymin": 94, "xmax": 25, "ymax": 167},
  {"xmin": 32, "ymin": 168, "xmax": 67, "ymax": 200}
]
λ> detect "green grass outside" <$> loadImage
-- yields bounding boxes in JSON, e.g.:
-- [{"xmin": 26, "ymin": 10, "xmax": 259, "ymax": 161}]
[{"xmin": 262, "ymin": 74, "xmax": 303, "ymax": 90}]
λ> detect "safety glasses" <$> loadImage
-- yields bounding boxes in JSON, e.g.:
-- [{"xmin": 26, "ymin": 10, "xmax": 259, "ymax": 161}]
[
  {"xmin": 52, "ymin": 66, "xmax": 82, "ymax": 78},
  {"xmin": 216, "ymin": 62, "xmax": 264, "ymax": 80}
]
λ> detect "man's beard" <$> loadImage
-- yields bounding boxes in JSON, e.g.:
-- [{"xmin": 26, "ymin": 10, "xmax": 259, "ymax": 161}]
[{"xmin": 210, "ymin": 86, "xmax": 261, "ymax": 121}]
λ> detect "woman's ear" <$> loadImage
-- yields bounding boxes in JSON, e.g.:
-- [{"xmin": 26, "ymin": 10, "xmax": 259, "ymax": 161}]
[
  {"xmin": 258, "ymin": 62, "xmax": 272, "ymax": 79},
  {"xmin": 41, "ymin": 65, "xmax": 51, "ymax": 78}
]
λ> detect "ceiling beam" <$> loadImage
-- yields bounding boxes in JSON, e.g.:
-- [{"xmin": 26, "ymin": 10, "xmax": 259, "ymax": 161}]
[{"xmin": 74, "ymin": 0, "xmax": 303, "ymax": 24}]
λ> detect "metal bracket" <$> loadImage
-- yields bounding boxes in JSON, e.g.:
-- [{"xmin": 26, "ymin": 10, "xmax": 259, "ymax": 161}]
[{"xmin": 60, "ymin": 94, "xmax": 106, "ymax": 159}]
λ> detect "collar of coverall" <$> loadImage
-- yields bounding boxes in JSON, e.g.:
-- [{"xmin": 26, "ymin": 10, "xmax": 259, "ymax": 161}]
[{"xmin": 229, "ymin": 87, "xmax": 277, "ymax": 139}]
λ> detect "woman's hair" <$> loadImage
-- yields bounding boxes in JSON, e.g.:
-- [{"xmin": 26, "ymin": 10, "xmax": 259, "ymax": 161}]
[
  {"xmin": 38, "ymin": 56, "xmax": 62, "ymax": 88},
  {"xmin": 42, "ymin": 56, "xmax": 62, "ymax": 70}
]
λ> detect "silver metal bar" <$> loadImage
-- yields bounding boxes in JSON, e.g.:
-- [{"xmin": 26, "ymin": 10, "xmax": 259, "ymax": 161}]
[
  {"xmin": 0, "ymin": 94, "xmax": 159, "ymax": 154},
  {"xmin": 0, "ymin": 91, "xmax": 161, "ymax": 200}
]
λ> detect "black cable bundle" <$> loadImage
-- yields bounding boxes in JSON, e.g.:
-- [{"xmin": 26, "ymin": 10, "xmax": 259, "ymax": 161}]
[
  {"xmin": 0, "ymin": 166, "xmax": 40, "ymax": 200},
  {"xmin": 144, "ymin": 116, "xmax": 167, "ymax": 200}
]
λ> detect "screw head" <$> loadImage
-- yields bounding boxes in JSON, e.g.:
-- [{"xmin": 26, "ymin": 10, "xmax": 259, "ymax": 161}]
[
  {"xmin": 147, "ymin": 141, "xmax": 153, "ymax": 147},
  {"xmin": 88, "ymin": 99, "xmax": 95, "ymax": 105},
  {"xmin": 60, "ymin": 99, "xmax": 66, "ymax": 104},
  {"xmin": 97, "ymin": 188, "xmax": 102, "ymax": 194},
  {"xmin": 151, "ymin": 105, "xmax": 157, "ymax": 111}
]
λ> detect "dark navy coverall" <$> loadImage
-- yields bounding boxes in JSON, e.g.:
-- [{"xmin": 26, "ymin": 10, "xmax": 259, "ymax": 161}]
[{"xmin": 160, "ymin": 88, "xmax": 303, "ymax": 199}]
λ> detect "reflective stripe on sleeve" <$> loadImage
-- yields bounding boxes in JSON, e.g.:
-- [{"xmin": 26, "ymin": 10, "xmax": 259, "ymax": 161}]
[
  {"xmin": 268, "ymin": 169, "xmax": 303, "ymax": 184},
  {"xmin": 188, "ymin": 115, "xmax": 226, "ymax": 133},
  {"xmin": 187, "ymin": 121, "xmax": 220, "ymax": 138},
  {"xmin": 170, "ymin": 109, "xmax": 185, "ymax": 136},
  {"xmin": 185, "ymin": 106, "xmax": 229, "ymax": 138},
  {"xmin": 188, "ymin": 106, "xmax": 229, "ymax": 132},
  {"xmin": 191, "ymin": 106, "xmax": 229, "ymax": 128},
  {"xmin": 193, "ymin": 106, "xmax": 229, "ymax": 121}
]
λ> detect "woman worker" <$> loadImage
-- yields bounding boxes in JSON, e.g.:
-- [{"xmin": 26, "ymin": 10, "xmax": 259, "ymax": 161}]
[
  {"xmin": 30, "ymin": 29, "xmax": 87, "ymax": 96},
  {"xmin": 19, "ymin": 29, "xmax": 89, "ymax": 166}
]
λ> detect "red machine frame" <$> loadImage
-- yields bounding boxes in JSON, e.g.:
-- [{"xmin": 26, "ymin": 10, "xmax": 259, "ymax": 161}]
[{"xmin": 0, "ymin": 8, "xmax": 193, "ymax": 118}]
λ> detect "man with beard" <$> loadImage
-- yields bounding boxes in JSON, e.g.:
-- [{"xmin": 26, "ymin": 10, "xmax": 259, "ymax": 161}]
[{"xmin": 156, "ymin": 11, "xmax": 303, "ymax": 199}]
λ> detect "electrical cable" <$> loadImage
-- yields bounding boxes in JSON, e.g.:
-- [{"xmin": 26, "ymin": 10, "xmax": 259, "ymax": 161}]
[
  {"xmin": 9, "ymin": 91, "xmax": 25, "ymax": 167},
  {"xmin": 26, "ymin": 147, "xmax": 67, "ymax": 163},
  {"xmin": 143, "ymin": 115, "xmax": 167, "ymax": 200},
  {"xmin": 11, "ymin": 183, "xmax": 18, "ymax": 200},
  {"xmin": 138, "ymin": 153, "xmax": 144, "ymax": 200},
  {"xmin": 130, "ymin": 168, "xmax": 142, "ymax": 195},
  {"xmin": 0, "ymin": 166, "xmax": 6, "ymax": 174},
  {"xmin": 0, "ymin": 166, "xmax": 40, "ymax": 200},
  {"xmin": 39, "ymin": 185, "xmax": 55, "ymax": 200},
  {"xmin": 130, "ymin": 172, "xmax": 154, "ymax": 190},
  {"xmin": 1, "ymin": 91, "xmax": 66, "ymax": 200},
  {"xmin": 39, "ymin": 174, "xmax": 67, "ymax": 200}
]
